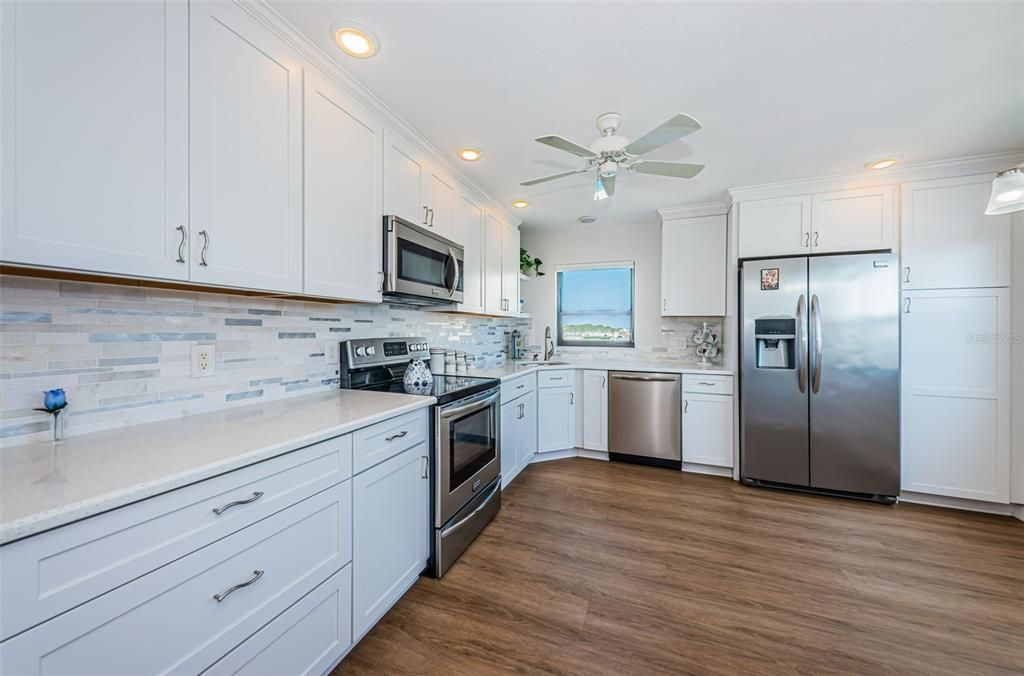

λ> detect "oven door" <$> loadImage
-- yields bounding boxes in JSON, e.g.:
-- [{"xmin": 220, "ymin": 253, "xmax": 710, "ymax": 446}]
[
  {"xmin": 436, "ymin": 388, "xmax": 500, "ymax": 526},
  {"xmin": 385, "ymin": 216, "xmax": 464, "ymax": 304}
]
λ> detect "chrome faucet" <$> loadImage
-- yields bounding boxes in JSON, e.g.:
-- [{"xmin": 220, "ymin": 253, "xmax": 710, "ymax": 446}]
[{"xmin": 544, "ymin": 326, "xmax": 555, "ymax": 361}]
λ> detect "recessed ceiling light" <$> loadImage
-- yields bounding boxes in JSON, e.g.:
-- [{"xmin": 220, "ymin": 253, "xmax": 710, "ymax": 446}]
[
  {"xmin": 332, "ymin": 23, "xmax": 378, "ymax": 59},
  {"xmin": 511, "ymin": 199, "xmax": 529, "ymax": 209},
  {"xmin": 865, "ymin": 158, "xmax": 898, "ymax": 170},
  {"xmin": 577, "ymin": 215, "xmax": 597, "ymax": 224},
  {"xmin": 458, "ymin": 148, "xmax": 483, "ymax": 162}
]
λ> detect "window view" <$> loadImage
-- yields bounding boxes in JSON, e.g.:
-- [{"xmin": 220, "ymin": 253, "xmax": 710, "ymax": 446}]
[{"xmin": 557, "ymin": 265, "xmax": 635, "ymax": 347}]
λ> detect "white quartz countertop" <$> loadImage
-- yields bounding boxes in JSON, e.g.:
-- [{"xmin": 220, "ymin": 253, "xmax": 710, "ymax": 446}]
[
  {"xmin": 0, "ymin": 390, "xmax": 435, "ymax": 545},
  {"xmin": 464, "ymin": 361, "xmax": 733, "ymax": 381}
]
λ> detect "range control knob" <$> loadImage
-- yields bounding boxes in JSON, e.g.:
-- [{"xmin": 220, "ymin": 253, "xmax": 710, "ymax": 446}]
[
  {"xmin": 366, "ymin": 346, "xmax": 376, "ymax": 356},
  {"xmin": 354, "ymin": 346, "xmax": 366, "ymax": 357}
]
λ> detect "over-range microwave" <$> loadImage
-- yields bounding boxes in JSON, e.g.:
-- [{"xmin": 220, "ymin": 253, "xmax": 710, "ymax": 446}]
[{"xmin": 382, "ymin": 215, "xmax": 464, "ymax": 306}]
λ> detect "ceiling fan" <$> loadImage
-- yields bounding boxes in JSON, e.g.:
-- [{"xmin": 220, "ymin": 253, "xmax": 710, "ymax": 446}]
[{"xmin": 521, "ymin": 112, "xmax": 705, "ymax": 200}]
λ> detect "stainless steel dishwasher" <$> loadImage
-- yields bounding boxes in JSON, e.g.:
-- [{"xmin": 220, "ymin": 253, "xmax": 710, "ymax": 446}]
[{"xmin": 608, "ymin": 371, "xmax": 682, "ymax": 469}]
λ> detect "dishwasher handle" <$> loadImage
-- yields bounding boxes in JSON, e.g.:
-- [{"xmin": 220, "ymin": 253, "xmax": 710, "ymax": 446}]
[{"xmin": 609, "ymin": 374, "xmax": 678, "ymax": 383}]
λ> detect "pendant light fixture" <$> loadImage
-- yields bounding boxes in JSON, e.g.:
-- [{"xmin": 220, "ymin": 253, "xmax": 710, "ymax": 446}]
[{"xmin": 984, "ymin": 166, "xmax": 1024, "ymax": 215}]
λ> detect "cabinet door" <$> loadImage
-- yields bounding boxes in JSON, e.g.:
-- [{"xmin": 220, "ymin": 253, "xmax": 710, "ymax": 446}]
[
  {"xmin": 304, "ymin": 68, "xmax": 383, "ymax": 302},
  {"xmin": 383, "ymin": 129, "xmax": 426, "ymax": 226},
  {"xmin": 353, "ymin": 445, "xmax": 429, "ymax": 639},
  {"xmin": 500, "ymin": 399, "xmax": 519, "ymax": 489},
  {"xmin": 661, "ymin": 215, "xmax": 727, "ymax": 316},
  {"xmin": 424, "ymin": 170, "xmax": 456, "ymax": 238},
  {"xmin": 518, "ymin": 390, "xmax": 538, "ymax": 468},
  {"xmin": 582, "ymin": 370, "xmax": 608, "ymax": 451},
  {"xmin": 537, "ymin": 386, "xmax": 576, "ymax": 452},
  {"xmin": 502, "ymin": 222, "xmax": 521, "ymax": 315},
  {"xmin": 682, "ymin": 394, "xmax": 734, "ymax": 468},
  {"xmin": 811, "ymin": 186, "xmax": 894, "ymax": 254},
  {"xmin": 901, "ymin": 289, "xmax": 1010, "ymax": 503},
  {"xmin": 190, "ymin": 1, "xmax": 303, "ymax": 293},
  {"xmin": 483, "ymin": 211, "xmax": 505, "ymax": 314},
  {"xmin": 902, "ymin": 175, "xmax": 1012, "ymax": 290},
  {"xmin": 455, "ymin": 191, "xmax": 485, "ymax": 313},
  {"xmin": 0, "ymin": 0, "xmax": 188, "ymax": 280},
  {"xmin": 737, "ymin": 196, "xmax": 810, "ymax": 259}
]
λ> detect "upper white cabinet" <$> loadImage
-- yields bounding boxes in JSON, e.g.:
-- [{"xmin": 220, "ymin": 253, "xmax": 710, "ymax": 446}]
[
  {"xmin": 661, "ymin": 215, "xmax": 727, "ymax": 316},
  {"xmin": 189, "ymin": 0, "xmax": 303, "ymax": 293},
  {"xmin": 483, "ymin": 211, "xmax": 505, "ymax": 314},
  {"xmin": 901, "ymin": 288, "xmax": 1010, "ymax": 503},
  {"xmin": 582, "ymin": 370, "xmax": 608, "ymax": 452},
  {"xmin": 424, "ymin": 171, "xmax": 456, "ymax": 239},
  {"xmin": 303, "ymin": 68, "xmax": 384, "ymax": 302},
  {"xmin": 383, "ymin": 128, "xmax": 427, "ymax": 226},
  {"xmin": 736, "ymin": 195, "xmax": 810, "ymax": 259},
  {"xmin": 810, "ymin": 186, "xmax": 894, "ymax": 254},
  {"xmin": 0, "ymin": 0, "xmax": 189, "ymax": 280},
  {"xmin": 901, "ymin": 174, "xmax": 1012, "ymax": 290},
  {"xmin": 502, "ymin": 221, "xmax": 521, "ymax": 315},
  {"xmin": 455, "ymin": 191, "xmax": 486, "ymax": 313}
]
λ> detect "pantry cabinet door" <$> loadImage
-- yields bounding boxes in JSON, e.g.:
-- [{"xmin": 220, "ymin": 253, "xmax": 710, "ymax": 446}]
[
  {"xmin": 901, "ymin": 175, "xmax": 1012, "ymax": 290},
  {"xmin": 811, "ymin": 186, "xmax": 894, "ymax": 254},
  {"xmin": 189, "ymin": 0, "xmax": 303, "ymax": 293},
  {"xmin": 455, "ymin": 191, "xmax": 486, "ymax": 313},
  {"xmin": 0, "ymin": 0, "xmax": 189, "ymax": 280},
  {"xmin": 383, "ymin": 128, "xmax": 427, "ymax": 226},
  {"xmin": 736, "ymin": 196, "xmax": 811, "ymax": 259},
  {"xmin": 304, "ymin": 68, "xmax": 384, "ymax": 302}
]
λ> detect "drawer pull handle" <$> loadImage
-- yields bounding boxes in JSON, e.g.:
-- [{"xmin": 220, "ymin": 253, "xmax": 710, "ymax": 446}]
[
  {"xmin": 515, "ymin": 384, "xmax": 525, "ymax": 390},
  {"xmin": 698, "ymin": 381, "xmax": 716, "ymax": 386},
  {"xmin": 213, "ymin": 569, "xmax": 264, "ymax": 602},
  {"xmin": 386, "ymin": 430, "xmax": 408, "ymax": 442},
  {"xmin": 549, "ymin": 376, "xmax": 563, "ymax": 380},
  {"xmin": 212, "ymin": 491, "xmax": 264, "ymax": 515}
]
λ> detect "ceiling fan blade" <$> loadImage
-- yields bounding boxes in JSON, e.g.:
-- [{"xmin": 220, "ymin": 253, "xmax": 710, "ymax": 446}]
[
  {"xmin": 623, "ymin": 113, "xmax": 702, "ymax": 156},
  {"xmin": 534, "ymin": 135, "xmax": 598, "ymax": 158},
  {"xmin": 520, "ymin": 167, "xmax": 588, "ymax": 186},
  {"xmin": 631, "ymin": 160, "xmax": 705, "ymax": 179},
  {"xmin": 600, "ymin": 173, "xmax": 616, "ymax": 197}
]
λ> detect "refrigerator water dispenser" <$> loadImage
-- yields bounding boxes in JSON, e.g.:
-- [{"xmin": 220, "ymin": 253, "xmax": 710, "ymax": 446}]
[{"xmin": 754, "ymin": 318, "xmax": 796, "ymax": 369}]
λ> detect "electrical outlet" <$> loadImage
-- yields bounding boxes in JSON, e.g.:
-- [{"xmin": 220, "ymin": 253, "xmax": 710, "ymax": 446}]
[{"xmin": 190, "ymin": 344, "xmax": 216, "ymax": 378}]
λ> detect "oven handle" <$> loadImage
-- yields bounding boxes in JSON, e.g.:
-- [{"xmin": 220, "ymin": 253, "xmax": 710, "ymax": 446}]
[
  {"xmin": 440, "ymin": 479, "xmax": 500, "ymax": 538},
  {"xmin": 439, "ymin": 389, "xmax": 500, "ymax": 421}
]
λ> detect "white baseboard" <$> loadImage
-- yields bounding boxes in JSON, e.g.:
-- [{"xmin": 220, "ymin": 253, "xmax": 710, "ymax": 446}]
[
  {"xmin": 1013, "ymin": 505, "xmax": 1024, "ymax": 522},
  {"xmin": 682, "ymin": 462, "xmax": 733, "ymax": 478},
  {"xmin": 577, "ymin": 449, "xmax": 609, "ymax": 461},
  {"xmin": 898, "ymin": 491, "xmax": 1018, "ymax": 517},
  {"xmin": 530, "ymin": 448, "xmax": 576, "ymax": 463}
]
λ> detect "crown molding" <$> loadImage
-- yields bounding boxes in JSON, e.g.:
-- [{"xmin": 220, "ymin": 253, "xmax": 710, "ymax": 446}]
[
  {"xmin": 658, "ymin": 198, "xmax": 732, "ymax": 221},
  {"xmin": 238, "ymin": 0, "xmax": 521, "ymax": 227},
  {"xmin": 727, "ymin": 150, "xmax": 1024, "ymax": 204}
]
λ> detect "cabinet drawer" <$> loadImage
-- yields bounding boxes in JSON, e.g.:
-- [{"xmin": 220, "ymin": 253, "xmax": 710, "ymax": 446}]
[
  {"xmin": 353, "ymin": 408, "xmax": 429, "ymax": 474},
  {"xmin": 0, "ymin": 435, "xmax": 352, "ymax": 641},
  {"xmin": 537, "ymin": 369, "xmax": 574, "ymax": 388},
  {"xmin": 501, "ymin": 373, "xmax": 536, "ymax": 402},
  {"xmin": 0, "ymin": 483, "xmax": 352, "ymax": 675},
  {"xmin": 682, "ymin": 374, "xmax": 733, "ymax": 395},
  {"xmin": 204, "ymin": 564, "xmax": 352, "ymax": 676}
]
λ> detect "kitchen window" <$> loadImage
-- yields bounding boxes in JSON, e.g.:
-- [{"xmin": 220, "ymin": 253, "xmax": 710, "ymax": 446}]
[{"xmin": 557, "ymin": 263, "xmax": 635, "ymax": 347}]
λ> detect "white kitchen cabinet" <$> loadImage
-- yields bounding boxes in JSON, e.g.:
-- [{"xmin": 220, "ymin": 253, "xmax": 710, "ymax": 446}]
[
  {"xmin": 582, "ymin": 370, "xmax": 608, "ymax": 452},
  {"xmin": 383, "ymin": 128, "xmax": 427, "ymax": 227},
  {"xmin": 501, "ymin": 388, "xmax": 537, "ymax": 488},
  {"xmin": 537, "ymin": 386, "xmax": 577, "ymax": 453},
  {"xmin": 517, "ymin": 390, "xmax": 539, "ymax": 468},
  {"xmin": 502, "ymin": 221, "xmax": 521, "ymax": 315},
  {"xmin": 810, "ymin": 186, "xmax": 894, "ymax": 254},
  {"xmin": 736, "ymin": 195, "xmax": 811, "ymax": 259},
  {"xmin": 455, "ymin": 191, "xmax": 486, "ymax": 313},
  {"xmin": 682, "ymin": 393, "xmax": 734, "ymax": 468},
  {"xmin": 424, "ymin": 170, "xmax": 456, "ymax": 238},
  {"xmin": 352, "ymin": 444, "xmax": 429, "ymax": 640},
  {"xmin": 0, "ymin": 0, "xmax": 189, "ymax": 280},
  {"xmin": 901, "ymin": 174, "xmax": 1013, "ymax": 290},
  {"xmin": 901, "ymin": 288, "xmax": 1011, "ymax": 503},
  {"xmin": 189, "ymin": 0, "xmax": 303, "ymax": 293},
  {"xmin": 304, "ymin": 68, "xmax": 384, "ymax": 302},
  {"xmin": 484, "ymin": 211, "xmax": 506, "ymax": 314},
  {"xmin": 661, "ymin": 215, "xmax": 727, "ymax": 316}
]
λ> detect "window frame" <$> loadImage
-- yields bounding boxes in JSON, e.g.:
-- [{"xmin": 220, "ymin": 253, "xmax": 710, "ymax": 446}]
[{"xmin": 556, "ymin": 261, "xmax": 636, "ymax": 349}]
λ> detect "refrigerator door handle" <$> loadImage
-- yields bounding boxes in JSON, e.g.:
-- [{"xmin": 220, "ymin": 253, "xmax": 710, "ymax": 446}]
[
  {"xmin": 811, "ymin": 294, "xmax": 823, "ymax": 394},
  {"xmin": 796, "ymin": 294, "xmax": 808, "ymax": 393}
]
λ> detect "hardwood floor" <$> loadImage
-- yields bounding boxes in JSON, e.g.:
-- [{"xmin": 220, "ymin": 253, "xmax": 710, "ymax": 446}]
[{"xmin": 336, "ymin": 458, "xmax": 1024, "ymax": 675}]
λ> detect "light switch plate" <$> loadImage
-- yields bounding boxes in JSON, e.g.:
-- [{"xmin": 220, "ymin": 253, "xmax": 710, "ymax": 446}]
[{"xmin": 190, "ymin": 344, "xmax": 216, "ymax": 378}]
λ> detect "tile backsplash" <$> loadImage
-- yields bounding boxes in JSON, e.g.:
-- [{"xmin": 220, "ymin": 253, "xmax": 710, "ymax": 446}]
[
  {"xmin": 0, "ymin": 275, "xmax": 529, "ymax": 446},
  {"xmin": 527, "ymin": 317, "xmax": 725, "ymax": 365}
]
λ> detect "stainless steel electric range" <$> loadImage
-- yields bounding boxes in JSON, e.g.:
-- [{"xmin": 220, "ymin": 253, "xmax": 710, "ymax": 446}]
[{"xmin": 339, "ymin": 337, "xmax": 502, "ymax": 577}]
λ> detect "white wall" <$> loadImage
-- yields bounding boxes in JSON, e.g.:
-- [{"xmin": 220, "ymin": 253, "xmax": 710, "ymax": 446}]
[{"xmin": 1013, "ymin": 212, "xmax": 1024, "ymax": 505}]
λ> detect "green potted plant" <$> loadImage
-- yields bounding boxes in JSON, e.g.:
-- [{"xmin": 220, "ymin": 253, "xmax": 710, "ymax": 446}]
[{"xmin": 520, "ymin": 248, "xmax": 545, "ymax": 277}]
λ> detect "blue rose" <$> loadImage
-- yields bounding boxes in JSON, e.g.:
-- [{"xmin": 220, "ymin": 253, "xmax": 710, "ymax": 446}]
[{"xmin": 43, "ymin": 389, "xmax": 67, "ymax": 412}]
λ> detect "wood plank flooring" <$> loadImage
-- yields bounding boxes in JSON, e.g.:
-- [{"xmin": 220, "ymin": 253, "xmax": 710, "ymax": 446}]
[{"xmin": 336, "ymin": 458, "xmax": 1024, "ymax": 675}]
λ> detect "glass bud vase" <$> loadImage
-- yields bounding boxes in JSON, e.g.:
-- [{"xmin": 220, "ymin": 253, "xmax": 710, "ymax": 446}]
[{"xmin": 51, "ymin": 408, "xmax": 68, "ymax": 443}]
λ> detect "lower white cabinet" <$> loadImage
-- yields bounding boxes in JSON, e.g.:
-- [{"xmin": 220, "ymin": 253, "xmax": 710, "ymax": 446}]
[
  {"xmin": 901, "ymin": 288, "xmax": 1011, "ymax": 503},
  {"xmin": 501, "ymin": 389, "xmax": 537, "ymax": 488},
  {"xmin": 537, "ymin": 386, "xmax": 577, "ymax": 453},
  {"xmin": 682, "ymin": 393, "xmax": 734, "ymax": 468},
  {"xmin": 582, "ymin": 370, "xmax": 608, "ymax": 452},
  {"xmin": 352, "ymin": 444, "xmax": 429, "ymax": 640}
]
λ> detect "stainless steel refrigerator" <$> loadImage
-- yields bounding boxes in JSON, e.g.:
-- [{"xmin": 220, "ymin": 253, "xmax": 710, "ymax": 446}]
[{"xmin": 739, "ymin": 252, "xmax": 900, "ymax": 502}]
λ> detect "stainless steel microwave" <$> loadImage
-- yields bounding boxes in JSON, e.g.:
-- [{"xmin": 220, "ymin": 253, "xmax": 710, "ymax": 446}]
[{"xmin": 383, "ymin": 215, "xmax": 464, "ymax": 306}]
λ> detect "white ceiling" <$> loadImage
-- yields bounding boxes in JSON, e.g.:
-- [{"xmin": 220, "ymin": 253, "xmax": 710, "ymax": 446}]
[{"xmin": 272, "ymin": 1, "xmax": 1024, "ymax": 230}]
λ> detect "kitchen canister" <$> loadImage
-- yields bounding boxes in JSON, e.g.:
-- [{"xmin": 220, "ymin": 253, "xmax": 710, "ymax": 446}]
[
  {"xmin": 455, "ymin": 351, "xmax": 467, "ymax": 373},
  {"xmin": 466, "ymin": 354, "xmax": 477, "ymax": 371},
  {"xmin": 429, "ymin": 348, "xmax": 446, "ymax": 375},
  {"xmin": 444, "ymin": 350, "xmax": 456, "ymax": 372}
]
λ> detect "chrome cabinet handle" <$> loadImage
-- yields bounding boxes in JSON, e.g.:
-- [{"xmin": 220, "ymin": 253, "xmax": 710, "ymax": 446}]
[
  {"xmin": 422, "ymin": 206, "xmax": 429, "ymax": 225},
  {"xmin": 569, "ymin": 392, "xmax": 574, "ymax": 405},
  {"xmin": 213, "ymin": 569, "xmax": 264, "ymax": 602},
  {"xmin": 515, "ymin": 384, "xmax": 525, "ymax": 390},
  {"xmin": 212, "ymin": 491, "xmax": 264, "ymax": 515},
  {"xmin": 199, "ymin": 230, "xmax": 210, "ymax": 267},
  {"xmin": 904, "ymin": 266, "xmax": 911, "ymax": 284},
  {"xmin": 429, "ymin": 208, "xmax": 435, "ymax": 227},
  {"xmin": 663, "ymin": 298, "xmax": 667, "ymax": 311},
  {"xmin": 684, "ymin": 400, "xmax": 689, "ymax": 414},
  {"xmin": 813, "ymin": 231, "xmax": 820, "ymax": 247},
  {"xmin": 378, "ymin": 271, "xmax": 385, "ymax": 293},
  {"xmin": 421, "ymin": 455, "xmax": 429, "ymax": 479},
  {"xmin": 904, "ymin": 297, "xmax": 912, "ymax": 314},
  {"xmin": 385, "ymin": 430, "xmax": 408, "ymax": 442},
  {"xmin": 175, "ymin": 225, "xmax": 187, "ymax": 263},
  {"xmin": 549, "ymin": 376, "xmax": 563, "ymax": 381},
  {"xmin": 803, "ymin": 232, "xmax": 810, "ymax": 248},
  {"xmin": 602, "ymin": 377, "xmax": 606, "ymax": 389},
  {"xmin": 698, "ymin": 381, "xmax": 716, "ymax": 386}
]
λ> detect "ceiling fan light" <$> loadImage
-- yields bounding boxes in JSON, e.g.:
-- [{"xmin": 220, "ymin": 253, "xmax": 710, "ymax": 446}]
[
  {"xmin": 985, "ymin": 167, "xmax": 1024, "ymax": 215},
  {"xmin": 594, "ymin": 177, "xmax": 609, "ymax": 201}
]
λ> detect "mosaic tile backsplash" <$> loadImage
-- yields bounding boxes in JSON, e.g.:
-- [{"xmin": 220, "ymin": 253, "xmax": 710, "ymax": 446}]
[
  {"xmin": 0, "ymin": 275, "xmax": 530, "ymax": 446},
  {"xmin": 538, "ymin": 317, "xmax": 725, "ymax": 365}
]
